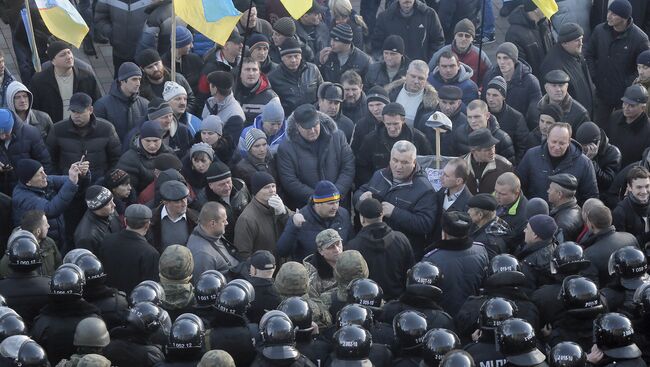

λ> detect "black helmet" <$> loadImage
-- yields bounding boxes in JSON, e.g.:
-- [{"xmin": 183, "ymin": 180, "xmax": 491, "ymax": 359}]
[
  {"xmin": 346, "ymin": 278, "xmax": 383, "ymax": 308},
  {"xmin": 127, "ymin": 301, "xmax": 166, "ymax": 334},
  {"xmin": 486, "ymin": 254, "xmax": 527, "ymax": 285},
  {"xmin": 0, "ymin": 335, "xmax": 30, "ymax": 360},
  {"xmin": 496, "ymin": 318, "xmax": 545, "ymax": 366},
  {"xmin": 168, "ymin": 314, "xmax": 205, "ymax": 352},
  {"xmin": 633, "ymin": 283, "xmax": 650, "ymax": 316},
  {"xmin": 16, "ymin": 340, "xmax": 48, "ymax": 367},
  {"xmin": 549, "ymin": 342, "xmax": 586, "ymax": 367},
  {"xmin": 608, "ymin": 246, "xmax": 649, "ymax": 290},
  {"xmin": 550, "ymin": 242, "xmax": 590, "ymax": 275},
  {"xmin": 0, "ymin": 309, "xmax": 25, "ymax": 342},
  {"xmin": 333, "ymin": 325, "xmax": 372, "ymax": 360},
  {"xmin": 440, "ymin": 350, "xmax": 475, "ymax": 367},
  {"xmin": 194, "ymin": 270, "xmax": 226, "ymax": 307},
  {"xmin": 406, "ymin": 262, "xmax": 443, "ymax": 298},
  {"xmin": 0, "ymin": 295, "xmax": 6, "ymax": 307},
  {"xmin": 129, "ymin": 280, "xmax": 166, "ymax": 306},
  {"xmin": 62, "ymin": 248, "xmax": 93, "ymax": 264},
  {"xmin": 337, "ymin": 304, "xmax": 373, "ymax": 330},
  {"xmin": 72, "ymin": 253, "xmax": 105, "ymax": 284},
  {"xmin": 393, "ymin": 310, "xmax": 429, "ymax": 351},
  {"xmin": 214, "ymin": 283, "xmax": 252, "ymax": 317},
  {"xmin": 479, "ymin": 297, "xmax": 517, "ymax": 330},
  {"xmin": 593, "ymin": 312, "xmax": 641, "ymax": 359},
  {"xmin": 421, "ymin": 328, "xmax": 460, "ymax": 367},
  {"xmin": 7, "ymin": 231, "xmax": 41, "ymax": 269},
  {"xmin": 278, "ymin": 297, "xmax": 313, "ymax": 332},
  {"xmin": 560, "ymin": 275, "xmax": 604, "ymax": 316},
  {"xmin": 50, "ymin": 263, "xmax": 85, "ymax": 297},
  {"xmin": 229, "ymin": 279, "xmax": 255, "ymax": 302},
  {"xmin": 260, "ymin": 311, "xmax": 299, "ymax": 360}
]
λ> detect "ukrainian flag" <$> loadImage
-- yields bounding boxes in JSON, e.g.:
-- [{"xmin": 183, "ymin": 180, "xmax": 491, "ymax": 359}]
[
  {"xmin": 35, "ymin": 0, "xmax": 89, "ymax": 48},
  {"xmin": 281, "ymin": 0, "xmax": 312, "ymax": 20},
  {"xmin": 532, "ymin": 0, "xmax": 558, "ymax": 19},
  {"xmin": 174, "ymin": 0, "xmax": 242, "ymax": 46}
]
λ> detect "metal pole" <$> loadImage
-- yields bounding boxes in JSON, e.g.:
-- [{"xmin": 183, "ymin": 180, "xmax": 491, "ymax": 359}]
[{"xmin": 24, "ymin": 0, "xmax": 41, "ymax": 72}]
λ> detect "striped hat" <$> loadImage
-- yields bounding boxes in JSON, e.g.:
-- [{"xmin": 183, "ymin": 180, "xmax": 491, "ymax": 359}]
[
  {"xmin": 330, "ymin": 23, "xmax": 353, "ymax": 44},
  {"xmin": 244, "ymin": 128, "xmax": 267, "ymax": 151},
  {"xmin": 206, "ymin": 161, "xmax": 231, "ymax": 183},
  {"xmin": 312, "ymin": 180, "xmax": 340, "ymax": 203}
]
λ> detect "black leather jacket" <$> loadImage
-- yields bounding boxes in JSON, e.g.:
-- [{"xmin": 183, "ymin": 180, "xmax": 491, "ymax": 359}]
[{"xmin": 550, "ymin": 198, "xmax": 584, "ymax": 242}]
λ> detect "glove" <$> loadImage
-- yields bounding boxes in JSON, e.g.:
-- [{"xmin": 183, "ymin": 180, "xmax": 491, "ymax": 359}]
[{"xmin": 268, "ymin": 195, "xmax": 286, "ymax": 215}]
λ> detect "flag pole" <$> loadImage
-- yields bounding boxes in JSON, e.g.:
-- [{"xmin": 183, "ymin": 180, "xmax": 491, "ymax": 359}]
[
  {"xmin": 171, "ymin": 0, "xmax": 177, "ymax": 81},
  {"xmin": 476, "ymin": 0, "xmax": 487, "ymax": 87},
  {"xmin": 24, "ymin": 0, "xmax": 41, "ymax": 73},
  {"xmin": 236, "ymin": 0, "xmax": 255, "ymax": 85}
]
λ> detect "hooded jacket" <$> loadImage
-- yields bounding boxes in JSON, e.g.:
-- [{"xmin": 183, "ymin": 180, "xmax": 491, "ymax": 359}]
[
  {"xmin": 347, "ymin": 222, "xmax": 415, "ymax": 300},
  {"xmin": 94, "ymin": 80, "xmax": 149, "ymax": 142},
  {"xmin": 276, "ymin": 111, "xmax": 355, "ymax": 209},
  {"xmin": 429, "ymin": 43, "xmax": 492, "ymax": 86},
  {"xmin": 95, "ymin": 0, "xmax": 153, "ymax": 59},
  {"xmin": 5, "ymin": 81, "xmax": 53, "ymax": 140},
  {"xmin": 452, "ymin": 115, "xmax": 516, "ymax": 164},
  {"xmin": 268, "ymin": 61, "xmax": 323, "ymax": 116},
  {"xmin": 505, "ymin": 6, "xmax": 554, "ymax": 79},
  {"xmin": 517, "ymin": 140, "xmax": 599, "ymax": 203},
  {"xmin": 481, "ymin": 60, "xmax": 542, "ymax": 120},
  {"xmin": 427, "ymin": 62, "xmax": 479, "ymax": 106},
  {"xmin": 386, "ymin": 78, "xmax": 439, "ymax": 131}
]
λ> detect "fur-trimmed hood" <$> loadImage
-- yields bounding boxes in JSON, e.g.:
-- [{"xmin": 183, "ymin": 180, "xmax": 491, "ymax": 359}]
[
  {"xmin": 384, "ymin": 77, "xmax": 439, "ymax": 110},
  {"xmin": 285, "ymin": 110, "xmax": 339, "ymax": 142}
]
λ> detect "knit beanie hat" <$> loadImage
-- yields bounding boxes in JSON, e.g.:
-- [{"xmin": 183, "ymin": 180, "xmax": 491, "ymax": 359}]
[
  {"xmin": 200, "ymin": 115, "xmax": 224, "ymax": 135},
  {"xmin": 575, "ymin": 121, "xmax": 601, "ymax": 145},
  {"xmin": 609, "ymin": 0, "xmax": 632, "ymax": 19},
  {"xmin": 0, "ymin": 109, "xmax": 14, "ymax": 134},
  {"xmin": 273, "ymin": 17, "xmax": 297, "ymax": 37},
  {"xmin": 366, "ymin": 86, "xmax": 390, "ymax": 104},
  {"xmin": 139, "ymin": 120, "xmax": 164, "ymax": 139},
  {"xmin": 117, "ymin": 62, "xmax": 142, "ymax": 81},
  {"xmin": 538, "ymin": 103, "xmax": 564, "ymax": 122},
  {"xmin": 147, "ymin": 98, "xmax": 174, "ymax": 120},
  {"xmin": 135, "ymin": 48, "xmax": 162, "ymax": 68},
  {"xmin": 174, "ymin": 26, "xmax": 193, "ymax": 49},
  {"xmin": 454, "ymin": 18, "xmax": 476, "ymax": 37},
  {"xmin": 557, "ymin": 23, "xmax": 584, "ymax": 43},
  {"xmin": 162, "ymin": 81, "xmax": 187, "ymax": 101},
  {"xmin": 312, "ymin": 180, "xmax": 340, "ymax": 203},
  {"xmin": 47, "ymin": 41, "xmax": 70, "ymax": 60},
  {"xmin": 244, "ymin": 128, "xmax": 267, "ymax": 151},
  {"xmin": 496, "ymin": 42, "xmax": 518, "ymax": 62},
  {"xmin": 154, "ymin": 153, "xmax": 183, "ymax": 171},
  {"xmin": 190, "ymin": 142, "xmax": 215, "ymax": 161},
  {"xmin": 330, "ymin": 23, "xmax": 354, "ymax": 44},
  {"xmin": 487, "ymin": 76, "xmax": 508, "ymax": 97},
  {"xmin": 528, "ymin": 214, "xmax": 558, "ymax": 240},
  {"xmin": 247, "ymin": 34, "xmax": 270, "ymax": 51},
  {"xmin": 104, "ymin": 168, "xmax": 130, "ymax": 189},
  {"xmin": 525, "ymin": 198, "xmax": 549, "ymax": 219},
  {"xmin": 85, "ymin": 185, "xmax": 114, "ymax": 210},
  {"xmin": 262, "ymin": 100, "xmax": 285, "ymax": 122},
  {"xmin": 382, "ymin": 35, "xmax": 405, "ymax": 54},
  {"xmin": 16, "ymin": 159, "xmax": 43, "ymax": 185},
  {"xmin": 206, "ymin": 161, "xmax": 231, "ymax": 183},
  {"xmin": 279, "ymin": 38, "xmax": 302, "ymax": 56},
  {"xmin": 250, "ymin": 171, "xmax": 275, "ymax": 196}
]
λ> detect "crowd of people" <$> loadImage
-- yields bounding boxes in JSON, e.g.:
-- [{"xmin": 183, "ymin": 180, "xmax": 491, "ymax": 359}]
[{"xmin": 0, "ymin": 0, "xmax": 649, "ymax": 365}]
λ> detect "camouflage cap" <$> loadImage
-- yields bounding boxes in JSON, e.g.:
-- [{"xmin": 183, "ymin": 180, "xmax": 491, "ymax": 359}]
[
  {"xmin": 159, "ymin": 245, "xmax": 194, "ymax": 283},
  {"xmin": 76, "ymin": 354, "xmax": 111, "ymax": 367},
  {"xmin": 316, "ymin": 229, "xmax": 342, "ymax": 251},
  {"xmin": 334, "ymin": 250, "xmax": 369, "ymax": 286},
  {"xmin": 275, "ymin": 261, "xmax": 309, "ymax": 296},
  {"xmin": 198, "ymin": 350, "xmax": 236, "ymax": 367}
]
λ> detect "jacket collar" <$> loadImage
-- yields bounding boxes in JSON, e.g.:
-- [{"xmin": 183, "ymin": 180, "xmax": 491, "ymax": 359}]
[{"xmin": 426, "ymin": 237, "xmax": 474, "ymax": 252}]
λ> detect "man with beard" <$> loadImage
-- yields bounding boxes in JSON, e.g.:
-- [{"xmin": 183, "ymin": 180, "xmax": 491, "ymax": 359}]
[{"xmin": 341, "ymin": 70, "xmax": 368, "ymax": 124}]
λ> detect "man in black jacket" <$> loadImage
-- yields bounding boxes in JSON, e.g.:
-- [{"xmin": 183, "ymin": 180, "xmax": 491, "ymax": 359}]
[
  {"xmin": 246, "ymin": 250, "xmax": 282, "ymax": 323},
  {"xmin": 516, "ymin": 214, "xmax": 557, "ymax": 290},
  {"xmin": 97, "ymin": 204, "xmax": 160, "ymax": 294},
  {"xmin": 467, "ymin": 193, "xmax": 511, "ymax": 259},
  {"xmin": 586, "ymin": 0, "xmax": 650, "ymax": 127},
  {"xmin": 234, "ymin": 57, "xmax": 279, "ymax": 125},
  {"xmin": 539, "ymin": 23, "xmax": 594, "ymax": 116},
  {"xmin": 319, "ymin": 23, "xmax": 371, "ymax": 83},
  {"xmin": 316, "ymin": 82, "xmax": 354, "ymax": 142},
  {"xmin": 495, "ymin": 172, "xmax": 528, "ymax": 248},
  {"xmin": 347, "ymin": 198, "xmax": 415, "ymax": 300},
  {"xmin": 74, "ymin": 185, "xmax": 121, "ymax": 253},
  {"xmin": 613, "ymin": 166, "xmax": 650, "ymax": 247},
  {"xmin": 364, "ymin": 35, "xmax": 409, "ymax": 90},
  {"xmin": 485, "ymin": 76, "xmax": 529, "ymax": 164},
  {"xmin": 575, "ymin": 121, "xmax": 622, "ymax": 197},
  {"xmin": 606, "ymin": 85, "xmax": 650, "ymax": 168},
  {"xmin": 547, "ymin": 173, "xmax": 584, "ymax": 242}
]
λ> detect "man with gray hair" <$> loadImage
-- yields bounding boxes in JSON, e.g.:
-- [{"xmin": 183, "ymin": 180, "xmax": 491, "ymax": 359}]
[
  {"xmin": 354, "ymin": 140, "xmax": 437, "ymax": 259},
  {"xmin": 386, "ymin": 60, "xmax": 438, "ymax": 129}
]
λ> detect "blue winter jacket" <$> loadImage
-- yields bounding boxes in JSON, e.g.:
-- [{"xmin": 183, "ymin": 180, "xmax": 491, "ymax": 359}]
[{"xmin": 237, "ymin": 114, "xmax": 287, "ymax": 158}]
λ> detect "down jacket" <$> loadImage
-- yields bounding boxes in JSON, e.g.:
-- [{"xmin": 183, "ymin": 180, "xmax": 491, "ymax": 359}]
[
  {"xmin": 386, "ymin": 78, "xmax": 439, "ymax": 131},
  {"xmin": 94, "ymin": 0, "xmax": 152, "ymax": 60},
  {"xmin": 268, "ymin": 61, "xmax": 323, "ymax": 116},
  {"xmin": 94, "ymin": 80, "xmax": 149, "ymax": 142},
  {"xmin": 481, "ymin": 60, "xmax": 541, "ymax": 119},
  {"xmin": 517, "ymin": 140, "xmax": 598, "ymax": 203},
  {"xmin": 320, "ymin": 46, "xmax": 372, "ymax": 83},
  {"xmin": 504, "ymin": 6, "xmax": 554, "ymax": 79},
  {"xmin": 276, "ymin": 111, "xmax": 355, "ymax": 209},
  {"xmin": 452, "ymin": 115, "xmax": 516, "ymax": 164}
]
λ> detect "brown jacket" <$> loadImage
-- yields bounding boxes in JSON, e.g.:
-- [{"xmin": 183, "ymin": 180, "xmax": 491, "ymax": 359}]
[
  {"xmin": 463, "ymin": 153, "xmax": 513, "ymax": 195},
  {"xmin": 233, "ymin": 198, "xmax": 291, "ymax": 259}
]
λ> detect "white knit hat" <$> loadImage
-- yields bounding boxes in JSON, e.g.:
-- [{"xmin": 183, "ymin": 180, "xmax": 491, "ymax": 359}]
[{"xmin": 163, "ymin": 81, "xmax": 187, "ymax": 101}]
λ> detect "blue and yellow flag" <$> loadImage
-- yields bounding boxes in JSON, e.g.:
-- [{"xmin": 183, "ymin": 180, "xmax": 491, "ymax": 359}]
[
  {"xmin": 533, "ymin": 0, "xmax": 558, "ymax": 19},
  {"xmin": 174, "ymin": 0, "xmax": 242, "ymax": 46},
  {"xmin": 35, "ymin": 0, "xmax": 89, "ymax": 48},
  {"xmin": 281, "ymin": 0, "xmax": 312, "ymax": 20}
]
